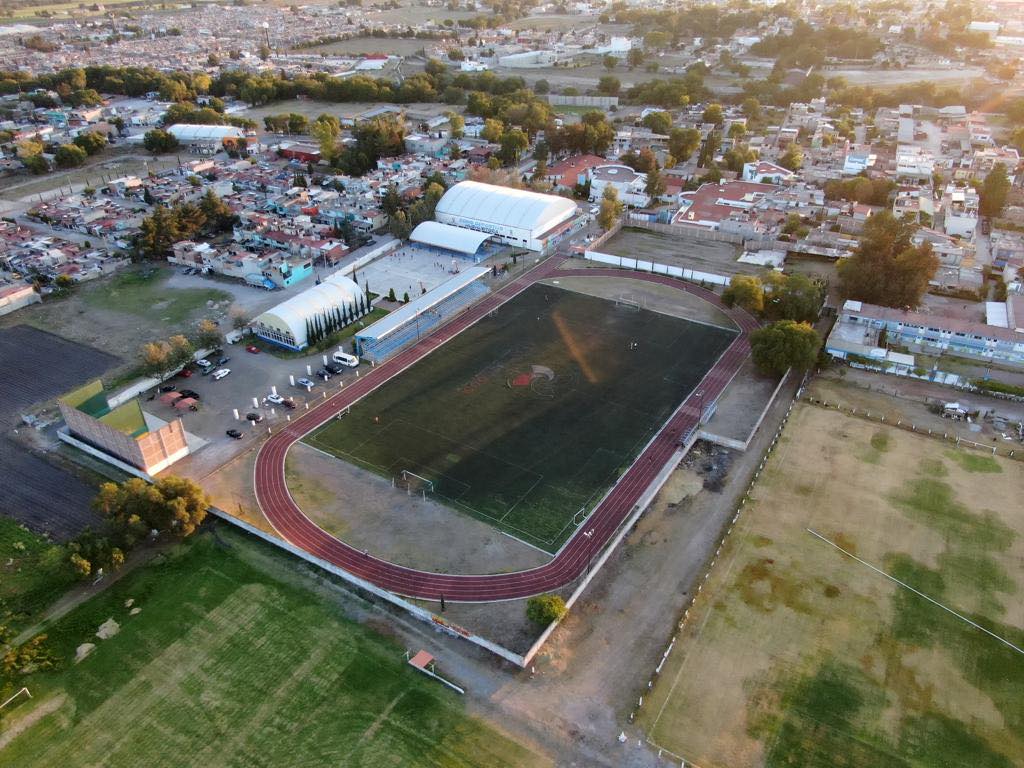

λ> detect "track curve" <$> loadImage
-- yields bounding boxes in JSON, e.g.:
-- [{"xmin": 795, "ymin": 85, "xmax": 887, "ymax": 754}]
[{"xmin": 253, "ymin": 257, "xmax": 760, "ymax": 601}]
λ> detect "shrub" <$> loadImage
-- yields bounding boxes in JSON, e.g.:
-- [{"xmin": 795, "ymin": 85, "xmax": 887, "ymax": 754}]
[{"xmin": 526, "ymin": 594, "xmax": 567, "ymax": 625}]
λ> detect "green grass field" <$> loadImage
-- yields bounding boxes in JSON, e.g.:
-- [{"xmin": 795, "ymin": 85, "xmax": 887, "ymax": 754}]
[
  {"xmin": 83, "ymin": 267, "xmax": 230, "ymax": 325},
  {"xmin": 0, "ymin": 528, "xmax": 547, "ymax": 767},
  {"xmin": 304, "ymin": 285, "xmax": 735, "ymax": 551},
  {"xmin": 642, "ymin": 402, "xmax": 1024, "ymax": 768},
  {"xmin": 0, "ymin": 518, "xmax": 76, "ymax": 636}
]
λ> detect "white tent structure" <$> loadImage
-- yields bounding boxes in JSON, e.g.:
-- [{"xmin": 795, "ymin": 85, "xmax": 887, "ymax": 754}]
[
  {"xmin": 253, "ymin": 272, "xmax": 363, "ymax": 351},
  {"xmin": 410, "ymin": 221, "xmax": 492, "ymax": 255},
  {"xmin": 434, "ymin": 181, "xmax": 578, "ymax": 251}
]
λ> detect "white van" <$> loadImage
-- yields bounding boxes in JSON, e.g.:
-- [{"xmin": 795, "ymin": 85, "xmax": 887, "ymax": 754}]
[{"xmin": 332, "ymin": 350, "xmax": 359, "ymax": 368}]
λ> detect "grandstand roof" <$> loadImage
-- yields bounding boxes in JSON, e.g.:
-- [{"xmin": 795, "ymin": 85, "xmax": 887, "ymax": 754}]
[
  {"xmin": 410, "ymin": 221, "xmax": 492, "ymax": 254},
  {"xmin": 435, "ymin": 181, "xmax": 577, "ymax": 236},
  {"xmin": 357, "ymin": 267, "xmax": 490, "ymax": 342},
  {"xmin": 255, "ymin": 272, "xmax": 362, "ymax": 347},
  {"xmin": 167, "ymin": 124, "xmax": 244, "ymax": 141}
]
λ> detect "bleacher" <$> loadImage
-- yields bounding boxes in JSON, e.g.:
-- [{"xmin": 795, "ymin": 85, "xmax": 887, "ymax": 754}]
[{"xmin": 356, "ymin": 267, "xmax": 491, "ymax": 363}]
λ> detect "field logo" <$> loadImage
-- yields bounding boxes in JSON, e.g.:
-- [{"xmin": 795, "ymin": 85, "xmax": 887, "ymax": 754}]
[{"xmin": 510, "ymin": 364, "xmax": 555, "ymax": 388}]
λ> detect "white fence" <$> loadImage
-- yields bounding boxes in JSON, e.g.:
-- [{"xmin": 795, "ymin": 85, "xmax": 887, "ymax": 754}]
[{"xmin": 583, "ymin": 249, "xmax": 732, "ymax": 287}]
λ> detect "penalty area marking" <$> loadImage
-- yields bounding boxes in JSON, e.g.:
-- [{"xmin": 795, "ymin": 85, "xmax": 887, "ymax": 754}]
[{"xmin": 807, "ymin": 528, "xmax": 1024, "ymax": 657}]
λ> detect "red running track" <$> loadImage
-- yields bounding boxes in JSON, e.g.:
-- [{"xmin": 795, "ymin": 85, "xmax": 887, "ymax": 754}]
[{"xmin": 253, "ymin": 258, "xmax": 759, "ymax": 602}]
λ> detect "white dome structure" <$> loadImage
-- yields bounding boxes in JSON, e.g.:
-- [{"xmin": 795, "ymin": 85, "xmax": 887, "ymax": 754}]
[
  {"xmin": 253, "ymin": 272, "xmax": 363, "ymax": 351},
  {"xmin": 434, "ymin": 181, "xmax": 578, "ymax": 251}
]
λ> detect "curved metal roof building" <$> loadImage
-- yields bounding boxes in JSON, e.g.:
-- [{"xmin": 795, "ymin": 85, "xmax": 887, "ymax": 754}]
[
  {"xmin": 434, "ymin": 181, "xmax": 577, "ymax": 250},
  {"xmin": 253, "ymin": 272, "xmax": 362, "ymax": 351}
]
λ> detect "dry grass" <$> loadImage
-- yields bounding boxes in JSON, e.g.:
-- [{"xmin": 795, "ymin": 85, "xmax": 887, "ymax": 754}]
[{"xmin": 642, "ymin": 403, "xmax": 1024, "ymax": 768}]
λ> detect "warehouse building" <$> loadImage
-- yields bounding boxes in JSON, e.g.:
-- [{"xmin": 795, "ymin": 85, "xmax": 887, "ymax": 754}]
[
  {"xmin": 58, "ymin": 380, "xmax": 189, "ymax": 475},
  {"xmin": 166, "ymin": 124, "xmax": 245, "ymax": 154},
  {"xmin": 253, "ymin": 272, "xmax": 367, "ymax": 351},
  {"xmin": 433, "ymin": 181, "xmax": 579, "ymax": 252}
]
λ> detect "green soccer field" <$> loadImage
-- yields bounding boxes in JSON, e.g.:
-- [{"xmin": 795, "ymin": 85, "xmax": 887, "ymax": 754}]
[
  {"xmin": 304, "ymin": 284, "xmax": 736, "ymax": 551},
  {"xmin": 0, "ymin": 530, "xmax": 547, "ymax": 767}
]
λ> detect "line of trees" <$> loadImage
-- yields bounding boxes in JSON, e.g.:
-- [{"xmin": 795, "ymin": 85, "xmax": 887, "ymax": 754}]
[
  {"xmin": 304, "ymin": 295, "xmax": 370, "ymax": 347},
  {"xmin": 136, "ymin": 190, "xmax": 237, "ymax": 259}
]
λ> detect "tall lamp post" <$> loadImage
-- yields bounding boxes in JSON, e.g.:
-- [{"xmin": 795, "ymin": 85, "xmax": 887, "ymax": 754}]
[
  {"xmin": 695, "ymin": 389, "xmax": 705, "ymax": 424},
  {"xmin": 583, "ymin": 528, "xmax": 596, "ymax": 576}
]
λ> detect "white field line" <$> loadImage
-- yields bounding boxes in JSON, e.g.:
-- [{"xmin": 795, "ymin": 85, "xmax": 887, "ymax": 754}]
[{"xmin": 806, "ymin": 528, "xmax": 1024, "ymax": 657}]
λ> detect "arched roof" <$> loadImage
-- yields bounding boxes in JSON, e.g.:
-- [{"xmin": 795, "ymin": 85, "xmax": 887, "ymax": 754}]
[
  {"xmin": 410, "ymin": 221, "xmax": 491, "ymax": 254},
  {"xmin": 255, "ymin": 272, "xmax": 361, "ymax": 347},
  {"xmin": 435, "ymin": 181, "xmax": 577, "ymax": 237}
]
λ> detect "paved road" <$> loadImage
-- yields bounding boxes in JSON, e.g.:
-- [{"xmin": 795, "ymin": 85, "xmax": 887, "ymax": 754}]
[{"xmin": 253, "ymin": 256, "xmax": 758, "ymax": 601}]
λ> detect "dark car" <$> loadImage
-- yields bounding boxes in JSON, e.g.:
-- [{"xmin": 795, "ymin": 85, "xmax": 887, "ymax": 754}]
[
  {"xmin": 217, "ymin": 356, "xmax": 230, "ymax": 365},
  {"xmin": 324, "ymin": 362, "xmax": 344, "ymax": 375},
  {"xmin": 226, "ymin": 429, "xmax": 243, "ymax": 439},
  {"xmin": 280, "ymin": 398, "xmax": 296, "ymax": 410},
  {"xmin": 245, "ymin": 412, "xmax": 264, "ymax": 423},
  {"xmin": 210, "ymin": 347, "xmax": 224, "ymax": 357},
  {"xmin": 316, "ymin": 368, "xmax": 332, "ymax": 379},
  {"xmin": 177, "ymin": 368, "xmax": 193, "ymax": 378},
  {"xmin": 158, "ymin": 384, "xmax": 176, "ymax": 393},
  {"xmin": 179, "ymin": 389, "xmax": 200, "ymax": 399},
  {"xmin": 200, "ymin": 366, "xmax": 213, "ymax": 376}
]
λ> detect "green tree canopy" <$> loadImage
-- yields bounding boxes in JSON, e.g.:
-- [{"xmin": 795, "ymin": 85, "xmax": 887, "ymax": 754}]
[
  {"xmin": 722, "ymin": 274, "xmax": 764, "ymax": 314},
  {"xmin": 750, "ymin": 320, "xmax": 822, "ymax": 376},
  {"xmin": 526, "ymin": 594, "xmax": 567, "ymax": 625},
  {"xmin": 837, "ymin": 211, "xmax": 937, "ymax": 309}
]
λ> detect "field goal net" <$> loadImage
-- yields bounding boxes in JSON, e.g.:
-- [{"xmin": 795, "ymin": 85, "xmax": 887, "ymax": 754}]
[
  {"xmin": 400, "ymin": 469, "xmax": 435, "ymax": 495},
  {"xmin": 615, "ymin": 294, "xmax": 642, "ymax": 312}
]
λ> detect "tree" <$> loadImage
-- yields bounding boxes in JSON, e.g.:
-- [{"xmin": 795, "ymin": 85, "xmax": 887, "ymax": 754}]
[
  {"xmin": 597, "ymin": 185, "xmax": 623, "ymax": 230},
  {"xmin": 480, "ymin": 118, "xmax": 504, "ymax": 143},
  {"xmin": 627, "ymin": 47, "xmax": 644, "ymax": 68},
  {"xmin": 73, "ymin": 131, "xmax": 107, "ymax": 155},
  {"xmin": 527, "ymin": 594, "xmax": 567, "ymax": 625},
  {"xmin": 741, "ymin": 97, "xmax": 761, "ymax": 120},
  {"xmin": 54, "ymin": 144, "xmax": 87, "ymax": 169},
  {"xmin": 645, "ymin": 162, "xmax": 665, "ymax": 199},
  {"xmin": 387, "ymin": 287, "xmax": 397, "ymax": 302},
  {"xmin": 446, "ymin": 111, "xmax": 465, "ymax": 139},
  {"xmin": 597, "ymin": 75, "xmax": 621, "ymax": 96},
  {"xmin": 702, "ymin": 103, "xmax": 724, "ymax": 125},
  {"xmin": 762, "ymin": 272, "xmax": 821, "ymax": 323},
  {"xmin": 668, "ymin": 127, "xmax": 701, "ymax": 162},
  {"xmin": 980, "ymin": 163, "xmax": 1010, "ymax": 218},
  {"xmin": 837, "ymin": 211, "xmax": 938, "ymax": 309},
  {"xmin": 143, "ymin": 128, "xmax": 178, "ymax": 154},
  {"xmin": 534, "ymin": 79, "xmax": 550, "ymax": 95},
  {"xmin": 310, "ymin": 116, "xmax": 340, "ymax": 161},
  {"xmin": 137, "ymin": 204, "xmax": 181, "ymax": 258},
  {"xmin": 499, "ymin": 128, "xmax": 528, "ymax": 165},
  {"xmin": 642, "ymin": 110, "xmax": 672, "ymax": 135},
  {"xmin": 93, "ymin": 475, "xmax": 209, "ymax": 539},
  {"xmin": 602, "ymin": 54, "xmax": 617, "ymax": 70},
  {"xmin": 199, "ymin": 189, "xmax": 236, "ymax": 232},
  {"xmin": 750, "ymin": 321, "xmax": 821, "ymax": 376},
  {"xmin": 779, "ymin": 143, "xmax": 803, "ymax": 171},
  {"xmin": 195, "ymin": 318, "xmax": 221, "ymax": 350},
  {"xmin": 722, "ymin": 275, "xmax": 764, "ymax": 314}
]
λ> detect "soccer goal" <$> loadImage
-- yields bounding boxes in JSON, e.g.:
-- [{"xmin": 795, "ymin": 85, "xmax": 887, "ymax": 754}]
[
  {"xmin": 615, "ymin": 294, "xmax": 642, "ymax": 312},
  {"xmin": 401, "ymin": 469, "xmax": 435, "ymax": 495}
]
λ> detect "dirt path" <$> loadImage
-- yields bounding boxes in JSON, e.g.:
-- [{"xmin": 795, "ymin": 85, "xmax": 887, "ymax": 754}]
[{"xmin": 8, "ymin": 542, "xmax": 173, "ymax": 647}]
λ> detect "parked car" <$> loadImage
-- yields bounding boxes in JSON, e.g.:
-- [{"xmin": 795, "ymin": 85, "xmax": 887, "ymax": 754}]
[
  {"xmin": 212, "ymin": 368, "xmax": 231, "ymax": 380},
  {"xmin": 178, "ymin": 389, "xmax": 200, "ymax": 399},
  {"xmin": 316, "ymin": 368, "xmax": 332, "ymax": 380},
  {"xmin": 324, "ymin": 362, "xmax": 345, "ymax": 375},
  {"xmin": 195, "ymin": 359, "xmax": 212, "ymax": 370},
  {"xmin": 177, "ymin": 368, "xmax": 193, "ymax": 378},
  {"xmin": 296, "ymin": 377, "xmax": 315, "ymax": 389},
  {"xmin": 210, "ymin": 347, "xmax": 224, "ymax": 357},
  {"xmin": 158, "ymin": 384, "xmax": 176, "ymax": 393},
  {"xmin": 265, "ymin": 393, "xmax": 285, "ymax": 405},
  {"xmin": 200, "ymin": 366, "xmax": 213, "ymax": 376},
  {"xmin": 245, "ymin": 412, "xmax": 264, "ymax": 423},
  {"xmin": 217, "ymin": 356, "xmax": 230, "ymax": 365},
  {"xmin": 246, "ymin": 345, "xmax": 260, "ymax": 354},
  {"xmin": 281, "ymin": 398, "xmax": 296, "ymax": 410},
  {"xmin": 226, "ymin": 429, "xmax": 243, "ymax": 439}
]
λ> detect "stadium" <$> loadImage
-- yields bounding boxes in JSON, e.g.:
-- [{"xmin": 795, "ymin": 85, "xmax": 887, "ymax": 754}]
[{"xmin": 254, "ymin": 256, "xmax": 760, "ymax": 606}]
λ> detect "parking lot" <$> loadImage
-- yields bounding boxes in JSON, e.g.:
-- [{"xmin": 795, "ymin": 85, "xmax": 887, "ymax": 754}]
[{"xmin": 146, "ymin": 338, "xmax": 372, "ymax": 480}]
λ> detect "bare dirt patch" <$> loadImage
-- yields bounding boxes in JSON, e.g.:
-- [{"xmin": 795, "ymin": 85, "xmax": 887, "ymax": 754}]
[{"xmin": 286, "ymin": 443, "xmax": 550, "ymax": 574}]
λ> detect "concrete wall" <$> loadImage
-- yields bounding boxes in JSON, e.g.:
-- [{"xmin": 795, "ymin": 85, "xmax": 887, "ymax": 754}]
[{"xmin": 547, "ymin": 94, "xmax": 619, "ymax": 108}]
